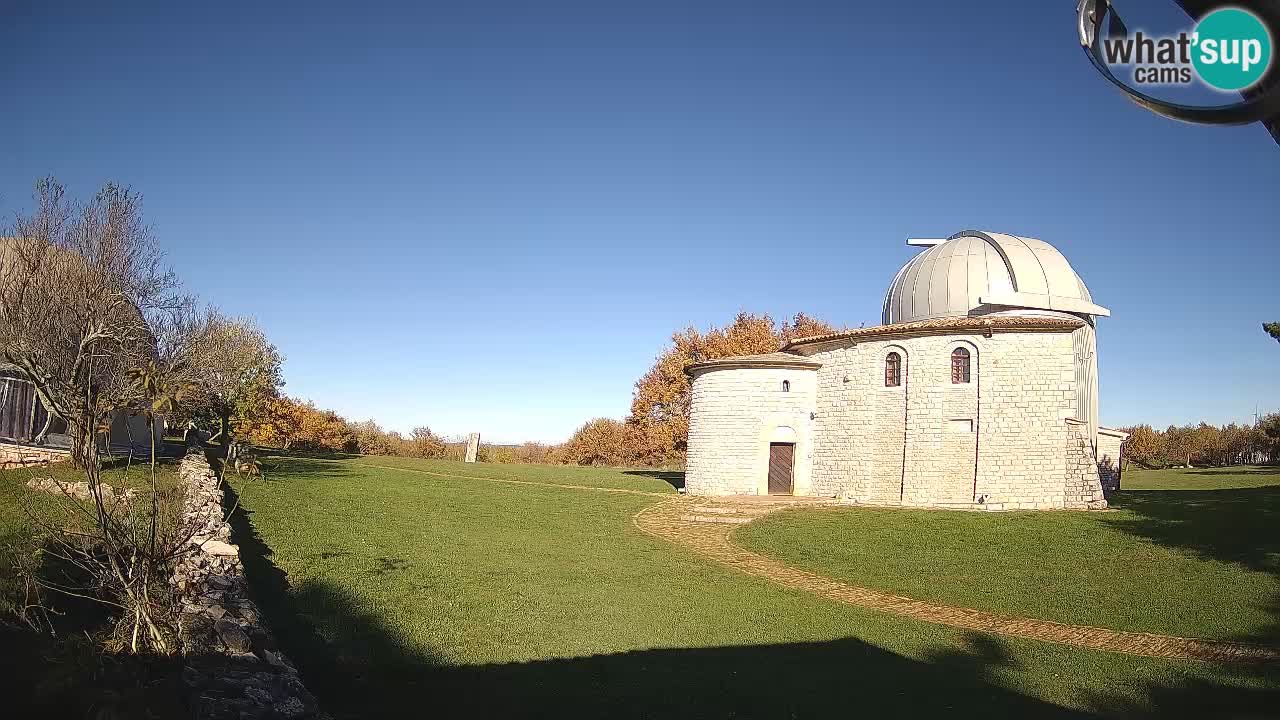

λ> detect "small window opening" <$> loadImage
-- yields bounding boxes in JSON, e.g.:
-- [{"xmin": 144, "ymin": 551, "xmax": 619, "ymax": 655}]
[
  {"xmin": 885, "ymin": 352, "xmax": 902, "ymax": 387},
  {"xmin": 781, "ymin": 380, "xmax": 790, "ymax": 392},
  {"xmin": 951, "ymin": 347, "xmax": 971, "ymax": 384}
]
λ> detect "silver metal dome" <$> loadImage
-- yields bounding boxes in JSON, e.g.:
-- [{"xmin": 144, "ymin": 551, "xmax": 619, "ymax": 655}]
[{"xmin": 881, "ymin": 230, "xmax": 1109, "ymax": 325}]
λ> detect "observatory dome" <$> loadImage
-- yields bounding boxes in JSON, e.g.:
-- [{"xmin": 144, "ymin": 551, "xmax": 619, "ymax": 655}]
[{"xmin": 881, "ymin": 230, "xmax": 1109, "ymax": 326}]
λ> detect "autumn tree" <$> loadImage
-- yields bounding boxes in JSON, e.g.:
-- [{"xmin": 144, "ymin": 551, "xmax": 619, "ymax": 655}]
[
  {"xmin": 349, "ymin": 419, "xmax": 402, "ymax": 456},
  {"xmin": 0, "ymin": 178, "xmax": 200, "ymax": 653},
  {"xmin": 0, "ymin": 179, "xmax": 180, "ymax": 463},
  {"xmin": 559, "ymin": 418, "xmax": 635, "ymax": 466},
  {"xmin": 1264, "ymin": 322, "xmax": 1280, "ymax": 344},
  {"xmin": 406, "ymin": 426, "xmax": 446, "ymax": 459},
  {"xmin": 628, "ymin": 312, "xmax": 838, "ymax": 464},
  {"xmin": 187, "ymin": 311, "xmax": 283, "ymax": 449},
  {"xmin": 1119, "ymin": 425, "xmax": 1162, "ymax": 469}
]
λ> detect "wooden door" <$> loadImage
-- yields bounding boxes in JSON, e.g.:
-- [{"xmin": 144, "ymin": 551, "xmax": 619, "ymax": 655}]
[{"xmin": 767, "ymin": 443, "xmax": 794, "ymax": 495}]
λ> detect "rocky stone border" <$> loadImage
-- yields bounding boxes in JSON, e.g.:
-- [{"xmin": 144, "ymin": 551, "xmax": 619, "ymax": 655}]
[
  {"xmin": 25, "ymin": 477, "xmax": 137, "ymax": 504},
  {"xmin": 172, "ymin": 450, "xmax": 325, "ymax": 719}
]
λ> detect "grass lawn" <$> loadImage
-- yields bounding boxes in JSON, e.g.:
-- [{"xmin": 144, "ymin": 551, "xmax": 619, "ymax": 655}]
[
  {"xmin": 227, "ymin": 454, "xmax": 1280, "ymax": 719},
  {"xmin": 0, "ymin": 457, "xmax": 188, "ymax": 717},
  {"xmin": 1, "ymin": 458, "xmax": 183, "ymax": 613},
  {"xmin": 737, "ymin": 466, "xmax": 1280, "ymax": 647}
]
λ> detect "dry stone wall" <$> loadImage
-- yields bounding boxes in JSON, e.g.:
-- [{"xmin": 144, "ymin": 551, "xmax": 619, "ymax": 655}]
[{"xmin": 173, "ymin": 450, "xmax": 324, "ymax": 719}]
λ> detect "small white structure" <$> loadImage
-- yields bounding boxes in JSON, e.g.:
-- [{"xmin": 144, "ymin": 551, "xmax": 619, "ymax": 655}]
[{"xmin": 685, "ymin": 230, "xmax": 1126, "ymax": 510}]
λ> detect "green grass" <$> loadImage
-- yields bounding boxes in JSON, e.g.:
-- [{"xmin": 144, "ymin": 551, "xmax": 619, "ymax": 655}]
[
  {"xmin": 737, "ymin": 466, "xmax": 1280, "ymax": 647},
  {"xmin": 1, "ymin": 457, "xmax": 187, "ymax": 717},
  {"xmin": 227, "ymin": 455, "xmax": 1280, "ymax": 718},
  {"xmin": 2, "ymin": 457, "xmax": 184, "ymax": 611}
]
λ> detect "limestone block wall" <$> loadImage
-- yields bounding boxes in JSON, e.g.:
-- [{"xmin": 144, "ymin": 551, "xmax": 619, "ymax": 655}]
[
  {"xmin": 1096, "ymin": 428, "xmax": 1126, "ymax": 493},
  {"xmin": 1064, "ymin": 422, "xmax": 1109, "ymax": 509},
  {"xmin": 971, "ymin": 331, "xmax": 1078, "ymax": 509},
  {"xmin": 807, "ymin": 328, "xmax": 1080, "ymax": 509},
  {"xmin": 808, "ymin": 344, "xmax": 879, "ymax": 499},
  {"xmin": 902, "ymin": 337, "xmax": 980, "ymax": 505},
  {"xmin": 686, "ymin": 366, "xmax": 816, "ymax": 495}
]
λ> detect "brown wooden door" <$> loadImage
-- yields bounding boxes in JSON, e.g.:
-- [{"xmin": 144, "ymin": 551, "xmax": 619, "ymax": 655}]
[{"xmin": 767, "ymin": 443, "xmax": 794, "ymax": 495}]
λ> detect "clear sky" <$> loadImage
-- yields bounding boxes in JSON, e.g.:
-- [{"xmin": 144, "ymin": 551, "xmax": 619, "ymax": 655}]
[{"xmin": 3, "ymin": 0, "xmax": 1277, "ymax": 443}]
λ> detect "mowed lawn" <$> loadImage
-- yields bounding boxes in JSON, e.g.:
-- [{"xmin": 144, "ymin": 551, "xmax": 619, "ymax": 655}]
[
  {"xmin": 738, "ymin": 466, "xmax": 1280, "ymax": 646},
  {"xmin": 229, "ymin": 455, "xmax": 1280, "ymax": 719}
]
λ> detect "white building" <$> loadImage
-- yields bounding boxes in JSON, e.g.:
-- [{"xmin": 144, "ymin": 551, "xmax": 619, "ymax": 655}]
[{"xmin": 684, "ymin": 230, "xmax": 1126, "ymax": 510}]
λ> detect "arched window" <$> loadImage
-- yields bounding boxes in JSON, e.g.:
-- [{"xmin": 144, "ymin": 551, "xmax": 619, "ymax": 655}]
[
  {"xmin": 885, "ymin": 352, "xmax": 901, "ymax": 387},
  {"xmin": 781, "ymin": 380, "xmax": 790, "ymax": 392},
  {"xmin": 951, "ymin": 347, "xmax": 971, "ymax": 384}
]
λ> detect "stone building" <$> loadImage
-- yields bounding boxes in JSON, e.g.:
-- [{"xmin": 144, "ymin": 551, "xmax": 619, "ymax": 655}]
[{"xmin": 685, "ymin": 230, "xmax": 1127, "ymax": 510}]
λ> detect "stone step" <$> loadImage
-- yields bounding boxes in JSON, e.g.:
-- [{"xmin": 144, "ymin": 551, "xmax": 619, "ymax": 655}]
[
  {"xmin": 694, "ymin": 506, "xmax": 765, "ymax": 515},
  {"xmin": 679, "ymin": 514, "xmax": 754, "ymax": 525}
]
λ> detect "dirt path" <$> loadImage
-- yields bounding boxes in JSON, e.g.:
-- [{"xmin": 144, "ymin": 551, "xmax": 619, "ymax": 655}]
[{"xmin": 633, "ymin": 496, "xmax": 1280, "ymax": 664}]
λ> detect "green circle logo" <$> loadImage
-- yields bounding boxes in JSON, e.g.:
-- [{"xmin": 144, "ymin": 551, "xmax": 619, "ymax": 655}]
[{"xmin": 1191, "ymin": 7, "xmax": 1273, "ymax": 91}]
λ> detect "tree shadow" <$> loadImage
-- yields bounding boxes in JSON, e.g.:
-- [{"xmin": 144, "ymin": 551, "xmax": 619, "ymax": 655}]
[
  {"xmin": 233, "ymin": 575, "xmax": 1094, "ymax": 718},
  {"xmin": 227, "ymin": 452, "xmax": 356, "ymax": 483},
  {"xmin": 222, "ymin": 481, "xmax": 1280, "ymax": 719},
  {"xmin": 1185, "ymin": 467, "xmax": 1280, "ymax": 477},
  {"xmin": 623, "ymin": 469, "xmax": 685, "ymax": 491},
  {"xmin": 1105, "ymin": 486, "xmax": 1280, "ymax": 578},
  {"xmin": 1105, "ymin": 484, "xmax": 1280, "ymax": 644},
  {"xmin": 2, "ymin": 622, "xmax": 187, "ymax": 718}
]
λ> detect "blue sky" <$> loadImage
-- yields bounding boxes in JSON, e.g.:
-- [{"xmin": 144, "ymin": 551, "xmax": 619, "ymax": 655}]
[{"xmin": 3, "ymin": 0, "xmax": 1277, "ymax": 443}]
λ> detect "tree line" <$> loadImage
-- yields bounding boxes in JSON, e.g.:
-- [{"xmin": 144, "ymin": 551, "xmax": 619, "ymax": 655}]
[
  {"xmin": 198, "ymin": 311, "xmax": 838, "ymax": 467},
  {"xmin": 1119, "ymin": 417, "xmax": 1279, "ymax": 470}
]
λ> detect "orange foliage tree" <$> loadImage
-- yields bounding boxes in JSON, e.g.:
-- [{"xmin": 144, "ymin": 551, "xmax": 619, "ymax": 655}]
[
  {"xmin": 558, "ymin": 418, "xmax": 635, "ymax": 466},
  {"xmin": 240, "ymin": 395, "xmax": 355, "ymax": 453},
  {"xmin": 626, "ymin": 312, "xmax": 838, "ymax": 465}
]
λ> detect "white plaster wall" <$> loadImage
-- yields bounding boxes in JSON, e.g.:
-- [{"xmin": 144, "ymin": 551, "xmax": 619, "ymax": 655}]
[{"xmin": 686, "ymin": 366, "xmax": 817, "ymax": 496}]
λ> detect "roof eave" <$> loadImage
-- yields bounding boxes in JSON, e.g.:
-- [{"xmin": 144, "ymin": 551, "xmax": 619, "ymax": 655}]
[{"xmin": 783, "ymin": 316, "xmax": 1085, "ymax": 352}]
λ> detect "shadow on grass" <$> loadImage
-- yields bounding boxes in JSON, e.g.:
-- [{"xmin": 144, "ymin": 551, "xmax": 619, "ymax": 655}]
[
  {"xmin": 2, "ymin": 534, "xmax": 185, "ymax": 716},
  {"xmin": 1185, "ymin": 466, "xmax": 1280, "ymax": 477},
  {"xmin": 623, "ymin": 469, "xmax": 685, "ymax": 491},
  {"xmin": 1107, "ymin": 483, "xmax": 1280, "ymax": 649},
  {"xmin": 224, "ymin": 480, "xmax": 1280, "ymax": 719},
  {"xmin": 231, "ymin": 451, "xmax": 358, "ymax": 483}
]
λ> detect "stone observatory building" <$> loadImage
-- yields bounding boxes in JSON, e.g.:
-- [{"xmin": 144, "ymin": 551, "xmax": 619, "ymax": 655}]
[{"xmin": 684, "ymin": 230, "xmax": 1127, "ymax": 511}]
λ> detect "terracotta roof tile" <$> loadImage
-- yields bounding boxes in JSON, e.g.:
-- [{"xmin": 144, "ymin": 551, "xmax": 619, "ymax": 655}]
[{"xmin": 782, "ymin": 315, "xmax": 1083, "ymax": 352}]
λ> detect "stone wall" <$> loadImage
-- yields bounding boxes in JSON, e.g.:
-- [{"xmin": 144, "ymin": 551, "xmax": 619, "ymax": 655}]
[
  {"xmin": 807, "ymin": 328, "xmax": 1080, "ymax": 509},
  {"xmin": 0, "ymin": 441, "xmax": 70, "ymax": 470},
  {"xmin": 173, "ymin": 451, "xmax": 324, "ymax": 719},
  {"xmin": 686, "ymin": 366, "xmax": 817, "ymax": 495},
  {"xmin": 1064, "ymin": 422, "xmax": 1109, "ymax": 509},
  {"xmin": 1096, "ymin": 428, "xmax": 1126, "ymax": 493}
]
